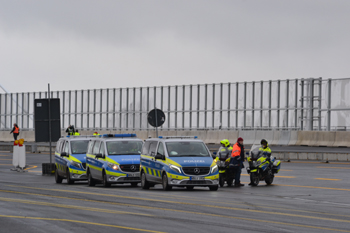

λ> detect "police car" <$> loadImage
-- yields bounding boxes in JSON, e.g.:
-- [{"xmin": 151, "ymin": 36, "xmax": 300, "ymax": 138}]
[
  {"xmin": 140, "ymin": 136, "xmax": 219, "ymax": 191},
  {"xmin": 85, "ymin": 134, "xmax": 143, "ymax": 187},
  {"xmin": 55, "ymin": 136, "xmax": 91, "ymax": 184}
]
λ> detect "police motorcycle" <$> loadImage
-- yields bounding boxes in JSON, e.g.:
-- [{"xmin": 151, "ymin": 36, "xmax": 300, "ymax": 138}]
[
  {"xmin": 215, "ymin": 149, "xmax": 235, "ymax": 187},
  {"xmin": 246, "ymin": 145, "xmax": 281, "ymax": 186}
]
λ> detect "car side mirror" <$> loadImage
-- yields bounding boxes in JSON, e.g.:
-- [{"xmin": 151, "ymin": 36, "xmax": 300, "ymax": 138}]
[
  {"xmin": 155, "ymin": 153, "xmax": 165, "ymax": 160},
  {"xmin": 61, "ymin": 152, "xmax": 68, "ymax": 157},
  {"xmin": 95, "ymin": 153, "xmax": 104, "ymax": 159}
]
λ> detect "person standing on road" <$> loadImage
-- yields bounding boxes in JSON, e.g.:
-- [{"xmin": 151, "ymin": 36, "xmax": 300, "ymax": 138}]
[
  {"xmin": 231, "ymin": 137, "xmax": 245, "ymax": 187},
  {"xmin": 10, "ymin": 123, "xmax": 20, "ymax": 140},
  {"xmin": 66, "ymin": 125, "xmax": 75, "ymax": 136}
]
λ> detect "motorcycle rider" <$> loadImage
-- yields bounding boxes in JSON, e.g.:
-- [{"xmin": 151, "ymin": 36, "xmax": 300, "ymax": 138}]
[
  {"xmin": 259, "ymin": 139, "xmax": 272, "ymax": 158},
  {"xmin": 248, "ymin": 139, "xmax": 272, "ymax": 185},
  {"xmin": 231, "ymin": 137, "xmax": 245, "ymax": 187},
  {"xmin": 215, "ymin": 139, "xmax": 232, "ymax": 162}
]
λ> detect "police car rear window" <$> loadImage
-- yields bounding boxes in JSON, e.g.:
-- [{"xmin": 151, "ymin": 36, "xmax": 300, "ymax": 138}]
[
  {"xmin": 107, "ymin": 141, "xmax": 143, "ymax": 155},
  {"xmin": 70, "ymin": 140, "xmax": 90, "ymax": 154},
  {"xmin": 165, "ymin": 142, "xmax": 210, "ymax": 157}
]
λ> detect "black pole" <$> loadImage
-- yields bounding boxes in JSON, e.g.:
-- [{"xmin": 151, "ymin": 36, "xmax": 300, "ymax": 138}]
[
  {"xmin": 155, "ymin": 108, "xmax": 158, "ymax": 138},
  {"xmin": 48, "ymin": 84, "xmax": 52, "ymax": 164}
]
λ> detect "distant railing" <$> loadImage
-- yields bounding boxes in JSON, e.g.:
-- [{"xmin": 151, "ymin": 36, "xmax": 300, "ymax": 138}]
[{"xmin": 1, "ymin": 77, "xmax": 350, "ymax": 131}]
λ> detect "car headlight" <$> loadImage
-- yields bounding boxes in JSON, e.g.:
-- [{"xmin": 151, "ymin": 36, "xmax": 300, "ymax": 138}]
[
  {"xmin": 170, "ymin": 165, "xmax": 181, "ymax": 174},
  {"xmin": 211, "ymin": 165, "xmax": 218, "ymax": 174},
  {"xmin": 108, "ymin": 162, "xmax": 119, "ymax": 171},
  {"xmin": 71, "ymin": 161, "xmax": 81, "ymax": 169}
]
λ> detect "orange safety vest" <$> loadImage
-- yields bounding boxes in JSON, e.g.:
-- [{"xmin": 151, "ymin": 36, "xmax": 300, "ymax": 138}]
[
  {"xmin": 13, "ymin": 126, "xmax": 19, "ymax": 134},
  {"xmin": 231, "ymin": 142, "xmax": 241, "ymax": 158}
]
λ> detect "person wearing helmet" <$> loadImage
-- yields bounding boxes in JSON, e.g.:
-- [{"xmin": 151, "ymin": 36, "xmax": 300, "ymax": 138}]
[
  {"xmin": 215, "ymin": 139, "xmax": 233, "ymax": 162},
  {"xmin": 231, "ymin": 137, "xmax": 245, "ymax": 187},
  {"xmin": 259, "ymin": 139, "xmax": 271, "ymax": 157}
]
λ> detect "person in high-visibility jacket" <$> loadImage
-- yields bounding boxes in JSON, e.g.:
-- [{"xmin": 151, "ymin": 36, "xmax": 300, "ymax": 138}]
[
  {"xmin": 74, "ymin": 130, "xmax": 80, "ymax": 136},
  {"xmin": 10, "ymin": 123, "xmax": 20, "ymax": 140},
  {"xmin": 231, "ymin": 137, "xmax": 245, "ymax": 187},
  {"xmin": 215, "ymin": 139, "xmax": 232, "ymax": 163},
  {"xmin": 259, "ymin": 139, "xmax": 271, "ymax": 157},
  {"xmin": 93, "ymin": 132, "xmax": 100, "ymax": 137}
]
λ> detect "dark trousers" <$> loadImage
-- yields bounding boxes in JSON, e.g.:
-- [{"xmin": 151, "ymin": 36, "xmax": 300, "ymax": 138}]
[
  {"xmin": 13, "ymin": 133, "xmax": 19, "ymax": 140},
  {"xmin": 234, "ymin": 164, "xmax": 242, "ymax": 184}
]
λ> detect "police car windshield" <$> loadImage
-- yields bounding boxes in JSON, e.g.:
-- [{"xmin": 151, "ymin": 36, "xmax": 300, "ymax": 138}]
[
  {"xmin": 107, "ymin": 141, "xmax": 143, "ymax": 155},
  {"xmin": 165, "ymin": 142, "xmax": 210, "ymax": 157},
  {"xmin": 70, "ymin": 140, "xmax": 89, "ymax": 154}
]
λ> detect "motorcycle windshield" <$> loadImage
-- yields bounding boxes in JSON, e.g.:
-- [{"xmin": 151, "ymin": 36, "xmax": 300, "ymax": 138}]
[{"xmin": 250, "ymin": 145, "xmax": 263, "ymax": 160}]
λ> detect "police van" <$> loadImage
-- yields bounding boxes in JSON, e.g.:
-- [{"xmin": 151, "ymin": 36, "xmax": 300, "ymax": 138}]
[
  {"xmin": 140, "ymin": 136, "xmax": 219, "ymax": 191},
  {"xmin": 55, "ymin": 136, "xmax": 92, "ymax": 184},
  {"xmin": 86, "ymin": 134, "xmax": 143, "ymax": 187}
]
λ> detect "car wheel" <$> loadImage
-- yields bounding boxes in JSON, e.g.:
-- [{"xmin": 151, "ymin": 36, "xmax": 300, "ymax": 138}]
[
  {"xmin": 162, "ymin": 173, "xmax": 172, "ymax": 191},
  {"xmin": 66, "ymin": 168, "xmax": 74, "ymax": 184},
  {"xmin": 103, "ymin": 171, "xmax": 111, "ymax": 187},
  {"xmin": 141, "ymin": 171, "xmax": 150, "ymax": 190},
  {"xmin": 55, "ymin": 166, "xmax": 63, "ymax": 184},
  {"xmin": 87, "ymin": 169, "xmax": 96, "ymax": 187}
]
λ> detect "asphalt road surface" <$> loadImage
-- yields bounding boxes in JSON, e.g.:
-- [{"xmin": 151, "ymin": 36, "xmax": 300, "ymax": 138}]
[{"xmin": 0, "ymin": 152, "xmax": 350, "ymax": 233}]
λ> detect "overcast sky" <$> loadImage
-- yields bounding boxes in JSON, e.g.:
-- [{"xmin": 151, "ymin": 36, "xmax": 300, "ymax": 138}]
[{"xmin": 1, "ymin": 0, "xmax": 350, "ymax": 93}]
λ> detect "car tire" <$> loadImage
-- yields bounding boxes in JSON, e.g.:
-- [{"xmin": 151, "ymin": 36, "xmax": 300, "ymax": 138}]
[
  {"xmin": 141, "ymin": 171, "xmax": 150, "ymax": 189},
  {"xmin": 66, "ymin": 168, "xmax": 74, "ymax": 184},
  {"xmin": 162, "ymin": 173, "xmax": 172, "ymax": 191},
  {"xmin": 87, "ymin": 169, "xmax": 96, "ymax": 187},
  {"xmin": 209, "ymin": 185, "xmax": 219, "ymax": 191},
  {"xmin": 55, "ymin": 166, "xmax": 63, "ymax": 184},
  {"xmin": 102, "ymin": 171, "xmax": 111, "ymax": 187}
]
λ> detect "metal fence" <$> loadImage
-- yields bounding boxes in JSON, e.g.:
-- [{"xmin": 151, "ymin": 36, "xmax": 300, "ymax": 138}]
[{"xmin": 1, "ymin": 77, "xmax": 350, "ymax": 131}]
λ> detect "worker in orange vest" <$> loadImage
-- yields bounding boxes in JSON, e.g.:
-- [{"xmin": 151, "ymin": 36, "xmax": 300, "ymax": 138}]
[
  {"xmin": 10, "ymin": 123, "xmax": 20, "ymax": 140},
  {"xmin": 231, "ymin": 137, "xmax": 245, "ymax": 187}
]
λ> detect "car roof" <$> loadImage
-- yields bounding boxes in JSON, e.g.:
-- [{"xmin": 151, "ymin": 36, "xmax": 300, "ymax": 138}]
[{"xmin": 146, "ymin": 137, "xmax": 203, "ymax": 143}]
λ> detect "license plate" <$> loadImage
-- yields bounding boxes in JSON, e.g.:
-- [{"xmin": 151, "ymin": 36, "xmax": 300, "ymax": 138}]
[
  {"xmin": 191, "ymin": 176, "xmax": 205, "ymax": 180},
  {"xmin": 129, "ymin": 173, "xmax": 140, "ymax": 177}
]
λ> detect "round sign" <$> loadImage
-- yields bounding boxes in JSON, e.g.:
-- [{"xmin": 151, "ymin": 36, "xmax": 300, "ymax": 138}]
[{"xmin": 147, "ymin": 108, "xmax": 166, "ymax": 127}]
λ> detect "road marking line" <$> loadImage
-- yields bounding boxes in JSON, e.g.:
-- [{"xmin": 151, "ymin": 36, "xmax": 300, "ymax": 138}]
[
  {"xmin": 2, "ymin": 188, "xmax": 350, "ymax": 220},
  {"xmin": 274, "ymin": 184, "xmax": 350, "ymax": 191},
  {"xmin": 317, "ymin": 167, "xmax": 350, "ymax": 169},
  {"xmin": 5, "ymin": 185, "xmax": 350, "ymax": 225},
  {"xmin": 0, "ymin": 195, "xmax": 350, "ymax": 232},
  {"xmin": 314, "ymin": 178, "xmax": 341, "ymax": 181},
  {"xmin": 24, "ymin": 165, "xmax": 37, "ymax": 171},
  {"xmin": 242, "ymin": 174, "xmax": 295, "ymax": 178},
  {"xmin": 0, "ymin": 215, "xmax": 165, "ymax": 233},
  {"xmin": 0, "ymin": 197, "xmax": 153, "ymax": 217}
]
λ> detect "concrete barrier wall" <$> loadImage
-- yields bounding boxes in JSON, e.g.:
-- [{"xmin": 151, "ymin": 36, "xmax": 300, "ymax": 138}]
[
  {"xmin": 278, "ymin": 131, "xmax": 291, "ymax": 146},
  {"xmin": 333, "ymin": 132, "xmax": 350, "ymax": 147},
  {"xmin": 254, "ymin": 131, "xmax": 274, "ymax": 146},
  {"xmin": 1, "ymin": 130, "xmax": 350, "ymax": 148}
]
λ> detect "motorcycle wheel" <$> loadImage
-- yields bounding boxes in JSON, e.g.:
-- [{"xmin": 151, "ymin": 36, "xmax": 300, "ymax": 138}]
[
  {"xmin": 265, "ymin": 171, "xmax": 274, "ymax": 185},
  {"xmin": 250, "ymin": 173, "xmax": 259, "ymax": 186},
  {"xmin": 227, "ymin": 179, "xmax": 233, "ymax": 187},
  {"xmin": 219, "ymin": 173, "xmax": 225, "ymax": 187}
]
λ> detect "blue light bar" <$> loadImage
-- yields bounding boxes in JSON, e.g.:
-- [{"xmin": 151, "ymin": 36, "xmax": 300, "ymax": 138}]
[
  {"xmin": 158, "ymin": 136, "xmax": 163, "ymax": 138},
  {"xmin": 114, "ymin": 134, "xmax": 137, "ymax": 137},
  {"xmin": 101, "ymin": 133, "xmax": 137, "ymax": 138}
]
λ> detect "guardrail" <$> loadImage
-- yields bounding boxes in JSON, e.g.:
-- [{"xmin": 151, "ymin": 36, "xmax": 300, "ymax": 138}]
[{"xmin": 0, "ymin": 130, "xmax": 350, "ymax": 148}]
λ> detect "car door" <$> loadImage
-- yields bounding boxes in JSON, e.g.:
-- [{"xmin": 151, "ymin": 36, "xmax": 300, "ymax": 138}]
[
  {"xmin": 96, "ymin": 142, "xmax": 106, "ymax": 180},
  {"xmin": 60, "ymin": 141, "xmax": 70, "ymax": 175},
  {"xmin": 90, "ymin": 141, "xmax": 101, "ymax": 177},
  {"xmin": 153, "ymin": 142, "xmax": 166, "ymax": 182},
  {"xmin": 146, "ymin": 141, "xmax": 159, "ymax": 182}
]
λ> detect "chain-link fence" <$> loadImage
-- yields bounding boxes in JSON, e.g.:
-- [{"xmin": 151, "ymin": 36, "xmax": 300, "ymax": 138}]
[{"xmin": 1, "ymin": 77, "xmax": 350, "ymax": 131}]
